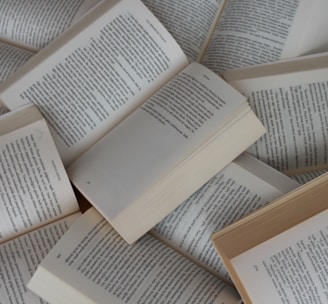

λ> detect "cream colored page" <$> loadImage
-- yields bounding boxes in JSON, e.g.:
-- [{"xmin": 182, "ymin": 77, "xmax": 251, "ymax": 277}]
[
  {"xmin": 0, "ymin": 0, "xmax": 187, "ymax": 166},
  {"xmin": 0, "ymin": 0, "xmax": 100, "ymax": 50},
  {"xmin": 142, "ymin": 0, "xmax": 225, "ymax": 61},
  {"xmin": 0, "ymin": 213, "xmax": 80, "ymax": 304},
  {"xmin": 202, "ymin": 0, "xmax": 313, "ymax": 74},
  {"xmin": 0, "ymin": 118, "xmax": 79, "ymax": 243},
  {"xmin": 0, "ymin": 42, "xmax": 34, "ymax": 115},
  {"xmin": 29, "ymin": 208, "xmax": 241, "ymax": 304},
  {"xmin": 0, "ymin": 42, "xmax": 34, "ymax": 84},
  {"xmin": 151, "ymin": 154, "xmax": 299, "ymax": 279},
  {"xmin": 231, "ymin": 209, "xmax": 328, "ymax": 304},
  {"xmin": 230, "ymin": 68, "xmax": 328, "ymax": 174},
  {"xmin": 68, "ymin": 62, "xmax": 245, "ymax": 222}
]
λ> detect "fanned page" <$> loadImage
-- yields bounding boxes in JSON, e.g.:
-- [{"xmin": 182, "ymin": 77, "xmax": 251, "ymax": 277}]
[
  {"xmin": 151, "ymin": 153, "xmax": 299, "ymax": 280},
  {"xmin": 142, "ymin": 0, "xmax": 225, "ymax": 62},
  {"xmin": 202, "ymin": 0, "xmax": 317, "ymax": 74},
  {"xmin": 28, "ymin": 208, "xmax": 241, "ymax": 304},
  {"xmin": 0, "ymin": 106, "xmax": 79, "ymax": 244},
  {"xmin": 231, "ymin": 209, "xmax": 328, "ymax": 304},
  {"xmin": 0, "ymin": 0, "xmax": 101, "ymax": 51},
  {"xmin": 68, "ymin": 62, "xmax": 264, "ymax": 243},
  {"xmin": 0, "ymin": 0, "xmax": 188, "ymax": 166},
  {"xmin": 0, "ymin": 213, "xmax": 80, "ymax": 304},
  {"xmin": 223, "ymin": 55, "xmax": 328, "ymax": 174}
]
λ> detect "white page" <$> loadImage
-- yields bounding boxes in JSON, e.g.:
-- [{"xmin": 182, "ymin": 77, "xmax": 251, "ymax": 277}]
[
  {"xmin": 28, "ymin": 208, "xmax": 241, "ymax": 304},
  {"xmin": 142, "ymin": 0, "xmax": 225, "ymax": 61},
  {"xmin": 0, "ymin": 213, "xmax": 80, "ymax": 304},
  {"xmin": 0, "ymin": 42, "xmax": 33, "ymax": 84},
  {"xmin": 231, "ymin": 209, "xmax": 328, "ymax": 304},
  {"xmin": 228, "ymin": 63, "xmax": 328, "ymax": 174},
  {"xmin": 0, "ymin": 109, "xmax": 79, "ymax": 243},
  {"xmin": 0, "ymin": 0, "xmax": 188, "ymax": 165},
  {"xmin": 151, "ymin": 153, "xmax": 299, "ymax": 279},
  {"xmin": 0, "ymin": 0, "xmax": 101, "ymax": 50},
  {"xmin": 202, "ymin": 0, "xmax": 315, "ymax": 74}
]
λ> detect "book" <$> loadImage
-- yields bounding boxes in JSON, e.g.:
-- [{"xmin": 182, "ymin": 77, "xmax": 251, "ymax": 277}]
[
  {"xmin": 142, "ymin": 0, "xmax": 328, "ymax": 71},
  {"xmin": 0, "ymin": 213, "xmax": 80, "ymax": 304},
  {"xmin": 0, "ymin": 0, "xmax": 101, "ymax": 51},
  {"xmin": 0, "ymin": 0, "xmax": 265, "ymax": 244},
  {"xmin": 0, "ymin": 105, "xmax": 83, "ymax": 303},
  {"xmin": 0, "ymin": 105, "xmax": 80, "ymax": 244},
  {"xmin": 211, "ymin": 172, "xmax": 328, "ymax": 304},
  {"xmin": 28, "ymin": 207, "xmax": 242, "ymax": 304},
  {"xmin": 150, "ymin": 152, "xmax": 299, "ymax": 281},
  {"xmin": 222, "ymin": 53, "xmax": 328, "ymax": 175},
  {"xmin": 0, "ymin": 0, "xmax": 101, "ymax": 113}
]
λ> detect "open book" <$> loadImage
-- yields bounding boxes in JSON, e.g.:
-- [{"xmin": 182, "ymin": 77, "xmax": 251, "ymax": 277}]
[
  {"xmin": 211, "ymin": 172, "xmax": 328, "ymax": 304},
  {"xmin": 222, "ymin": 52, "xmax": 328, "ymax": 175},
  {"xmin": 151, "ymin": 152, "xmax": 299, "ymax": 280},
  {"xmin": 0, "ymin": 0, "xmax": 101, "ymax": 51},
  {"xmin": 0, "ymin": 105, "xmax": 80, "ymax": 243},
  {"xmin": 27, "ymin": 154, "xmax": 299, "ymax": 303},
  {"xmin": 0, "ymin": 105, "xmax": 82, "ymax": 303},
  {"xmin": 0, "ymin": 0, "xmax": 265, "ymax": 244},
  {"xmin": 0, "ymin": 0, "xmax": 101, "ymax": 113},
  {"xmin": 0, "ymin": 213, "xmax": 80, "ymax": 304},
  {"xmin": 28, "ymin": 207, "xmax": 242, "ymax": 304},
  {"xmin": 142, "ymin": 0, "xmax": 328, "ymax": 72}
]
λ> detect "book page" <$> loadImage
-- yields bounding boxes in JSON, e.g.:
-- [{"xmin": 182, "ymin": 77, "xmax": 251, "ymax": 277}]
[
  {"xmin": 28, "ymin": 208, "xmax": 241, "ymax": 304},
  {"xmin": 142, "ymin": 0, "xmax": 225, "ymax": 61},
  {"xmin": 0, "ymin": 0, "xmax": 101, "ymax": 50},
  {"xmin": 0, "ymin": 107, "xmax": 79, "ymax": 243},
  {"xmin": 0, "ymin": 0, "xmax": 188, "ymax": 166},
  {"xmin": 0, "ymin": 213, "xmax": 80, "ymax": 304},
  {"xmin": 0, "ymin": 42, "xmax": 34, "ymax": 115},
  {"xmin": 202, "ymin": 0, "xmax": 314, "ymax": 74},
  {"xmin": 231, "ymin": 209, "xmax": 328, "ymax": 304},
  {"xmin": 0, "ymin": 42, "xmax": 33, "ymax": 84},
  {"xmin": 151, "ymin": 153, "xmax": 299, "ymax": 279},
  {"xmin": 227, "ymin": 62, "xmax": 328, "ymax": 174}
]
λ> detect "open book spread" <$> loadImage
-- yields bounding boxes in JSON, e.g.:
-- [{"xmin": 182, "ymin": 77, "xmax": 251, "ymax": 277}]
[
  {"xmin": 0, "ymin": 0, "xmax": 101, "ymax": 51},
  {"xmin": 0, "ymin": 0, "xmax": 265, "ymax": 244},
  {"xmin": 0, "ymin": 105, "xmax": 82, "ymax": 303},
  {"xmin": 0, "ymin": 0, "xmax": 327, "ymax": 303},
  {"xmin": 211, "ymin": 173, "xmax": 328, "ymax": 304},
  {"xmin": 143, "ymin": 0, "xmax": 328, "ymax": 72},
  {"xmin": 223, "ymin": 53, "xmax": 328, "ymax": 175},
  {"xmin": 151, "ymin": 153, "xmax": 299, "ymax": 279},
  {"xmin": 231, "ymin": 209, "xmax": 328, "ymax": 303},
  {"xmin": 0, "ymin": 105, "xmax": 79, "ymax": 243},
  {"xmin": 28, "ymin": 207, "xmax": 242, "ymax": 304},
  {"xmin": 67, "ymin": 62, "xmax": 265, "ymax": 243},
  {"xmin": 0, "ymin": 213, "xmax": 80, "ymax": 304},
  {"xmin": 0, "ymin": 0, "xmax": 189, "ymax": 165}
]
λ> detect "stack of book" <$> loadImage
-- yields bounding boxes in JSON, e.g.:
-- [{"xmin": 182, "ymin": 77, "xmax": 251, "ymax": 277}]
[{"xmin": 0, "ymin": 0, "xmax": 327, "ymax": 303}]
